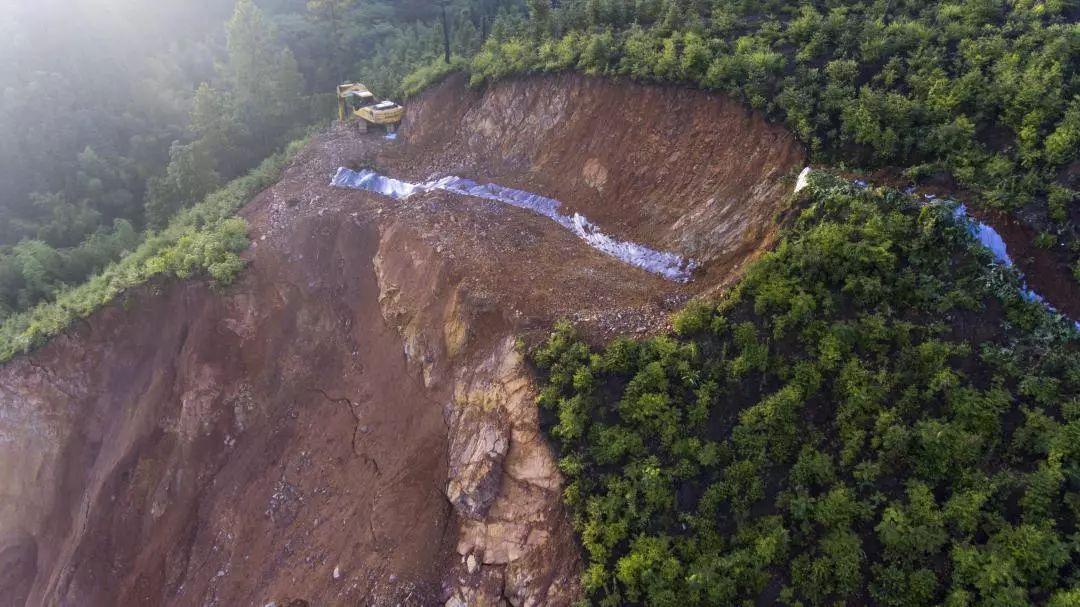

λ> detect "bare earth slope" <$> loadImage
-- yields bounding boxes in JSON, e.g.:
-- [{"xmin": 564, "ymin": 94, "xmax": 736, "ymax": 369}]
[{"xmin": 0, "ymin": 74, "xmax": 804, "ymax": 607}]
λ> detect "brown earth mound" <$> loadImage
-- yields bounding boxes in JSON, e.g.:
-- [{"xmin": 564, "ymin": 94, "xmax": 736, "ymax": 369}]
[{"xmin": 0, "ymin": 73, "xmax": 804, "ymax": 607}]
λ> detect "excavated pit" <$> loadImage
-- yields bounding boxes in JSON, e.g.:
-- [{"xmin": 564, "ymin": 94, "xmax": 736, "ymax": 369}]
[{"xmin": 0, "ymin": 73, "xmax": 804, "ymax": 607}]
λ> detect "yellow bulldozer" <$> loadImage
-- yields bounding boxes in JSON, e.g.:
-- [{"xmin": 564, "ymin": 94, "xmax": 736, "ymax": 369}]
[{"xmin": 336, "ymin": 82, "xmax": 404, "ymax": 133}]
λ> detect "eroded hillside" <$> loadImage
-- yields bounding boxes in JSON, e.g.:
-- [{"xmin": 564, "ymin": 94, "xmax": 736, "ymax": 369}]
[{"xmin": 0, "ymin": 74, "xmax": 804, "ymax": 607}]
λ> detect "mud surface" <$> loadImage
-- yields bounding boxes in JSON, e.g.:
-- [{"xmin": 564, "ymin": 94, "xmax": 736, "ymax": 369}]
[{"xmin": 0, "ymin": 74, "xmax": 804, "ymax": 606}]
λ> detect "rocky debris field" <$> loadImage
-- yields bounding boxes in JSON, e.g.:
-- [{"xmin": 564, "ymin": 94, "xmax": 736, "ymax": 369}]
[{"xmin": 0, "ymin": 73, "xmax": 805, "ymax": 607}]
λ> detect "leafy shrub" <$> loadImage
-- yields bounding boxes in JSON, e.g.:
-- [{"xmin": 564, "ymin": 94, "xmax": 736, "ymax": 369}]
[{"xmin": 400, "ymin": 56, "xmax": 468, "ymax": 99}]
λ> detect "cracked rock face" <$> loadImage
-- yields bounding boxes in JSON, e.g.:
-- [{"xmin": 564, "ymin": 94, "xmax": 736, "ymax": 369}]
[
  {"xmin": 446, "ymin": 406, "xmax": 510, "ymax": 520},
  {"xmin": 372, "ymin": 218, "xmax": 583, "ymax": 605},
  {"xmin": 444, "ymin": 564, "xmax": 506, "ymax": 607},
  {"xmin": 443, "ymin": 339, "xmax": 581, "ymax": 606}
]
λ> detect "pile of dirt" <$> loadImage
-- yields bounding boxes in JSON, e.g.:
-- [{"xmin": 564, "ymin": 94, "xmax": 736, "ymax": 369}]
[{"xmin": 0, "ymin": 73, "xmax": 805, "ymax": 606}]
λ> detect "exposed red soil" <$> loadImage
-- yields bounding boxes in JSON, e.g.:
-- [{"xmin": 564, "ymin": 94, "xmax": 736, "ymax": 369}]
[
  {"xmin": 965, "ymin": 207, "xmax": 1080, "ymax": 320},
  {"xmin": 382, "ymin": 73, "xmax": 806, "ymax": 289},
  {"xmin": 2, "ymin": 211, "xmax": 452, "ymax": 607},
  {"xmin": 0, "ymin": 73, "xmax": 805, "ymax": 607}
]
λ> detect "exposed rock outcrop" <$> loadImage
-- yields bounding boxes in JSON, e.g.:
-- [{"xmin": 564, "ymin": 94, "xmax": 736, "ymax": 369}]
[
  {"xmin": 373, "ymin": 220, "xmax": 584, "ymax": 605},
  {"xmin": 446, "ymin": 406, "xmax": 510, "ymax": 520}
]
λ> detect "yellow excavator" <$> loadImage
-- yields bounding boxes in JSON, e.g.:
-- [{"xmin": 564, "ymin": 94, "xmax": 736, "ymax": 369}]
[{"xmin": 336, "ymin": 82, "xmax": 404, "ymax": 132}]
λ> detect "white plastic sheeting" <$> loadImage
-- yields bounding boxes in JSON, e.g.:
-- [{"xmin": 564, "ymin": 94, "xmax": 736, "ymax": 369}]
[
  {"xmin": 794, "ymin": 166, "xmax": 812, "ymax": 193},
  {"xmin": 951, "ymin": 203, "xmax": 1014, "ymax": 267},
  {"xmin": 948, "ymin": 202, "xmax": 1067, "ymax": 315},
  {"xmin": 332, "ymin": 167, "xmax": 425, "ymax": 198},
  {"xmin": 331, "ymin": 168, "xmax": 697, "ymax": 282}
]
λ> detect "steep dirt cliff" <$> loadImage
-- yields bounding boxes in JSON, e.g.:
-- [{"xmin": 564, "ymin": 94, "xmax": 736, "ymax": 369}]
[
  {"xmin": 0, "ymin": 74, "xmax": 804, "ymax": 607},
  {"xmin": 386, "ymin": 73, "xmax": 805, "ymax": 286}
]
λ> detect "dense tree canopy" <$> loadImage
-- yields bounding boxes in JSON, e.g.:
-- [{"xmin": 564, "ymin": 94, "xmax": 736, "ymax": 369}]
[{"xmin": 534, "ymin": 174, "xmax": 1080, "ymax": 606}]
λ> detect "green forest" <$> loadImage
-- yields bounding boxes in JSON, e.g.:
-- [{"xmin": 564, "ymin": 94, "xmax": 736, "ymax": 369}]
[{"xmin": 534, "ymin": 174, "xmax": 1079, "ymax": 606}]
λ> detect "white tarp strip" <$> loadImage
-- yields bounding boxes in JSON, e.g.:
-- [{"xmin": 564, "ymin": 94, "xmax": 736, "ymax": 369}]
[
  {"xmin": 331, "ymin": 168, "xmax": 696, "ymax": 282},
  {"xmin": 794, "ymin": 166, "xmax": 812, "ymax": 193},
  {"xmin": 951, "ymin": 203, "xmax": 1014, "ymax": 267}
]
